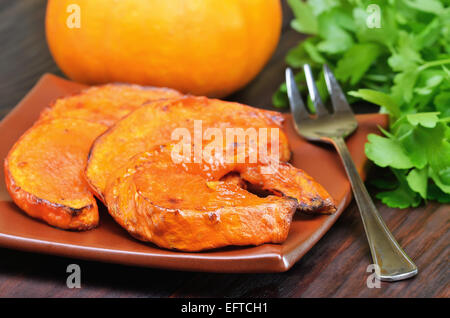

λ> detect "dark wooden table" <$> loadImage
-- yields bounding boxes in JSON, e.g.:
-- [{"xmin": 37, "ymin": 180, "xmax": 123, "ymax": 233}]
[{"xmin": 0, "ymin": 0, "xmax": 448, "ymax": 298}]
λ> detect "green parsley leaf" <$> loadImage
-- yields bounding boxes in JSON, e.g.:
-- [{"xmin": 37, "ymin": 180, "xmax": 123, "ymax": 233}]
[
  {"xmin": 406, "ymin": 168, "xmax": 428, "ymax": 198},
  {"xmin": 406, "ymin": 112, "xmax": 440, "ymax": 128},
  {"xmin": 434, "ymin": 92, "xmax": 450, "ymax": 117},
  {"xmin": 376, "ymin": 170, "xmax": 421, "ymax": 209},
  {"xmin": 403, "ymin": 0, "xmax": 444, "ymax": 15},
  {"xmin": 335, "ymin": 43, "xmax": 382, "ymax": 85},
  {"xmin": 349, "ymin": 89, "xmax": 401, "ymax": 119},
  {"xmin": 274, "ymin": 0, "xmax": 450, "ymax": 208},
  {"xmin": 288, "ymin": 0, "xmax": 318, "ymax": 35},
  {"xmin": 316, "ymin": 9, "xmax": 354, "ymax": 54},
  {"xmin": 428, "ymin": 183, "xmax": 450, "ymax": 203},
  {"xmin": 365, "ymin": 134, "xmax": 414, "ymax": 169}
]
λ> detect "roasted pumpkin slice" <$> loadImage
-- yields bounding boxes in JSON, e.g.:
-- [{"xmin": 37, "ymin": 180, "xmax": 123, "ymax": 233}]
[
  {"xmin": 86, "ymin": 96, "xmax": 291, "ymax": 200},
  {"xmin": 104, "ymin": 146, "xmax": 299, "ymax": 251},
  {"xmin": 39, "ymin": 84, "xmax": 182, "ymax": 126},
  {"xmin": 4, "ymin": 118, "xmax": 107, "ymax": 230},
  {"xmin": 238, "ymin": 163, "xmax": 336, "ymax": 214},
  {"xmin": 5, "ymin": 83, "xmax": 182, "ymax": 230}
]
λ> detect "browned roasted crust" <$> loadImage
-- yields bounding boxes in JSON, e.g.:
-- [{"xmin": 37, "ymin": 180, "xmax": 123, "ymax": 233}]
[
  {"xmin": 4, "ymin": 118, "xmax": 106, "ymax": 230},
  {"xmin": 4, "ymin": 158, "xmax": 98, "ymax": 231},
  {"xmin": 85, "ymin": 96, "xmax": 292, "ymax": 201},
  {"xmin": 103, "ymin": 150, "xmax": 298, "ymax": 251}
]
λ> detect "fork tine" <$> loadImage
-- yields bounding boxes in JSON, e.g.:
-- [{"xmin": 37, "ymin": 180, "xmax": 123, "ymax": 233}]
[
  {"xmin": 323, "ymin": 64, "xmax": 353, "ymax": 114},
  {"xmin": 303, "ymin": 64, "xmax": 329, "ymax": 117},
  {"xmin": 285, "ymin": 68, "xmax": 310, "ymax": 122}
]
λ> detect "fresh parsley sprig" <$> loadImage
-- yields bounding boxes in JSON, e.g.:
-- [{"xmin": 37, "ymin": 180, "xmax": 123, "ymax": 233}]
[{"xmin": 274, "ymin": 0, "xmax": 450, "ymax": 207}]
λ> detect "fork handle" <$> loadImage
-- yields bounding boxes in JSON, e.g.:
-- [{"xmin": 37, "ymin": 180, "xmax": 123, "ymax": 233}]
[{"xmin": 331, "ymin": 136, "xmax": 418, "ymax": 281}]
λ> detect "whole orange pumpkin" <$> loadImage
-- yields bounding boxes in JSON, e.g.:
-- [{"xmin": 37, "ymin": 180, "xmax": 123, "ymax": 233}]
[{"xmin": 45, "ymin": 0, "xmax": 282, "ymax": 97}]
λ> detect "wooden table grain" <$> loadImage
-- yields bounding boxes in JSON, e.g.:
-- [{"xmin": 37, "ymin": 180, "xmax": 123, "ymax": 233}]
[{"xmin": 0, "ymin": 0, "xmax": 448, "ymax": 298}]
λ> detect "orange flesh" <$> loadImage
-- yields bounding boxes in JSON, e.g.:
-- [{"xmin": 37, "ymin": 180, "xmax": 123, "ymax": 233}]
[
  {"xmin": 132, "ymin": 147, "xmax": 335, "ymax": 213},
  {"xmin": 105, "ymin": 146, "xmax": 298, "ymax": 251},
  {"xmin": 239, "ymin": 164, "xmax": 336, "ymax": 214},
  {"xmin": 5, "ymin": 118, "xmax": 107, "ymax": 230},
  {"xmin": 95, "ymin": 96, "xmax": 335, "ymax": 249},
  {"xmin": 86, "ymin": 96, "xmax": 291, "ymax": 200},
  {"xmin": 39, "ymin": 84, "xmax": 182, "ymax": 126},
  {"xmin": 5, "ymin": 84, "xmax": 182, "ymax": 230}
]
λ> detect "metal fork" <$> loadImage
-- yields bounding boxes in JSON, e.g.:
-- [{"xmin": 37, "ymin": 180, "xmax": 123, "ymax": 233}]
[{"xmin": 285, "ymin": 65, "xmax": 418, "ymax": 281}]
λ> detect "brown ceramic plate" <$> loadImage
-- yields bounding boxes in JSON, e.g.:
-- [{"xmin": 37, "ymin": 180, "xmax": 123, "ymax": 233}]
[{"xmin": 0, "ymin": 74, "xmax": 387, "ymax": 273}]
